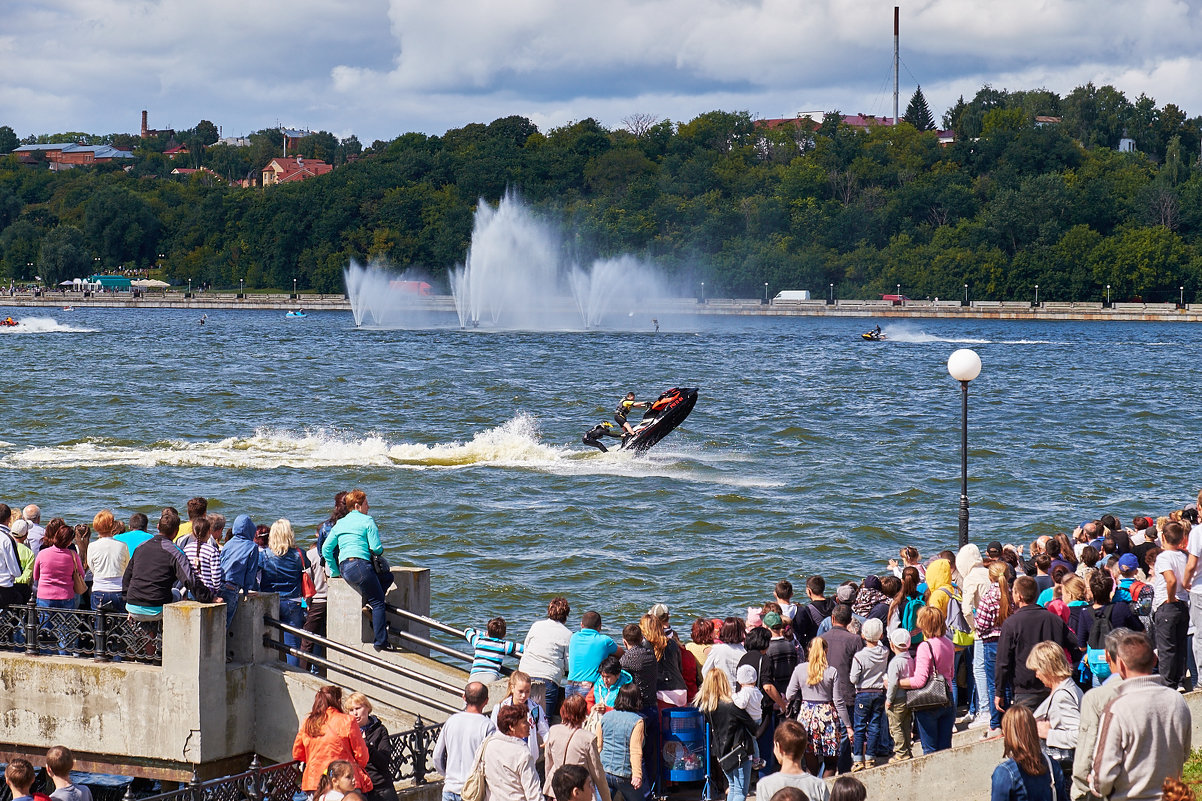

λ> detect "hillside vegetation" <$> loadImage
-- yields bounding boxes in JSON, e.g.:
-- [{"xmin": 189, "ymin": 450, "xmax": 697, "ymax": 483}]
[{"xmin": 2, "ymin": 84, "xmax": 1201, "ymax": 302}]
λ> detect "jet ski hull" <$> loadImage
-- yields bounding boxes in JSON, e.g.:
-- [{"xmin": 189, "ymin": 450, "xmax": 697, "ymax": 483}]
[{"xmin": 619, "ymin": 387, "xmax": 697, "ymax": 453}]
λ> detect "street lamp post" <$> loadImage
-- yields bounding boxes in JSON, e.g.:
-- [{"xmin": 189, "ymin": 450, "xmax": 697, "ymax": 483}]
[
  {"xmin": 1180, "ymin": 286, "xmax": 1185, "ymax": 306},
  {"xmin": 947, "ymin": 348, "xmax": 982, "ymax": 548},
  {"xmin": 764, "ymin": 282, "xmax": 769, "ymax": 303},
  {"xmin": 829, "ymin": 283, "xmax": 834, "ymax": 302},
  {"xmin": 1106, "ymin": 284, "xmax": 1111, "ymax": 305},
  {"xmin": 293, "ymin": 277, "xmax": 298, "ymax": 297},
  {"xmin": 700, "ymin": 282, "xmax": 705, "ymax": 303},
  {"xmin": 964, "ymin": 283, "xmax": 969, "ymax": 303},
  {"xmin": 240, "ymin": 278, "xmax": 244, "ymax": 297},
  {"xmin": 1035, "ymin": 284, "xmax": 1039, "ymax": 305},
  {"xmin": 187, "ymin": 278, "xmax": 192, "ymax": 295}
]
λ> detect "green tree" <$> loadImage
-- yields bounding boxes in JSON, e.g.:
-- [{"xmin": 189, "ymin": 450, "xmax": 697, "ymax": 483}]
[
  {"xmin": 0, "ymin": 125, "xmax": 17, "ymax": 155},
  {"xmin": 903, "ymin": 86, "xmax": 935, "ymax": 131},
  {"xmin": 37, "ymin": 224, "xmax": 89, "ymax": 285},
  {"xmin": 84, "ymin": 187, "xmax": 161, "ymax": 267},
  {"xmin": 195, "ymin": 120, "xmax": 219, "ymax": 146}
]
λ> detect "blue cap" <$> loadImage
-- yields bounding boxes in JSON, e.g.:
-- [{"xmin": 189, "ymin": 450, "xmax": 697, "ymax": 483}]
[{"xmin": 1118, "ymin": 553, "xmax": 1139, "ymax": 572}]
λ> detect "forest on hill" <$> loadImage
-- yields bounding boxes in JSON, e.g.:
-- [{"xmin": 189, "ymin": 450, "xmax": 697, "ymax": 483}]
[{"xmin": 1, "ymin": 82, "xmax": 1201, "ymax": 302}]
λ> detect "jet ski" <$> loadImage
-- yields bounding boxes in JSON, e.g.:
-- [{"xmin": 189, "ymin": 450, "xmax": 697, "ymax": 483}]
[
  {"xmin": 0, "ymin": 317, "xmax": 18, "ymax": 327},
  {"xmin": 584, "ymin": 387, "xmax": 697, "ymax": 454},
  {"xmin": 285, "ymin": 310, "xmax": 307, "ymax": 318},
  {"xmin": 862, "ymin": 330, "xmax": 885, "ymax": 341}
]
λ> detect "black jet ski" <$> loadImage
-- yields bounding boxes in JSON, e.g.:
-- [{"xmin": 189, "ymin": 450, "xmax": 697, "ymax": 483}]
[{"xmin": 584, "ymin": 387, "xmax": 697, "ymax": 454}]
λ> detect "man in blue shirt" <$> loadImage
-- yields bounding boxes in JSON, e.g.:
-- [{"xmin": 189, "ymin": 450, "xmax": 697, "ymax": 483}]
[
  {"xmin": 115, "ymin": 512, "xmax": 155, "ymax": 554},
  {"xmin": 565, "ymin": 611, "xmax": 621, "ymax": 699}
]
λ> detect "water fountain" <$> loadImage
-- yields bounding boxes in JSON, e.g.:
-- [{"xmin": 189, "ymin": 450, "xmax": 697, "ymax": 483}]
[{"xmin": 347, "ymin": 194, "xmax": 671, "ymax": 330}]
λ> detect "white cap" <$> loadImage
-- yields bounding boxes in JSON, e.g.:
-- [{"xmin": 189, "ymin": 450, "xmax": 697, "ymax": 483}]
[{"xmin": 736, "ymin": 664, "xmax": 758, "ymax": 685}]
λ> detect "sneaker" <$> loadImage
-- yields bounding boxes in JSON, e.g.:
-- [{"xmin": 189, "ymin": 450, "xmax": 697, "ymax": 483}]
[
  {"xmin": 955, "ymin": 711, "xmax": 974, "ymax": 726},
  {"xmin": 968, "ymin": 713, "xmax": 991, "ymax": 730},
  {"xmin": 751, "ymin": 758, "xmax": 766, "ymax": 771}
]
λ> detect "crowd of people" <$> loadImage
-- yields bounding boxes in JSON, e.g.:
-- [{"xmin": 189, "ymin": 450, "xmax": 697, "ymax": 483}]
[
  {"xmin": 5, "ymin": 491, "xmax": 1202, "ymax": 801},
  {"xmin": 0, "ymin": 490, "xmax": 394, "ymax": 663}
]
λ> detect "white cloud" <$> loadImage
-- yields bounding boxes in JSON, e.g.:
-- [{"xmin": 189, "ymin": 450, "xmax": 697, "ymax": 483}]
[{"xmin": 3, "ymin": 0, "xmax": 1201, "ymax": 142}]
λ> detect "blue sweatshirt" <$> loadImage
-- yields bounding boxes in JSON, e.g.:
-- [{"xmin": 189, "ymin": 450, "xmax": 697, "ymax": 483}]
[{"xmin": 220, "ymin": 514, "xmax": 263, "ymax": 592}]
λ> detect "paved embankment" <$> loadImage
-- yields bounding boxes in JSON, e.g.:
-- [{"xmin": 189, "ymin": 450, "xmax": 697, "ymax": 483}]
[{"xmin": 4, "ymin": 293, "xmax": 1202, "ymax": 322}]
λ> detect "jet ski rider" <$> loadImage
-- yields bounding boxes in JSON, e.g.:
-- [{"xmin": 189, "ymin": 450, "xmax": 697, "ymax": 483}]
[
  {"xmin": 614, "ymin": 392, "xmax": 649, "ymax": 438},
  {"xmin": 582, "ymin": 421, "xmax": 623, "ymax": 452}
]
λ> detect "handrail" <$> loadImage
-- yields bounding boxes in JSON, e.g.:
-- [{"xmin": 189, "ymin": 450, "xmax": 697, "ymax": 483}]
[
  {"xmin": 388, "ymin": 624, "xmax": 472, "ymax": 663},
  {"xmin": 263, "ymin": 616, "xmax": 464, "ymax": 696},
  {"xmin": 384, "ymin": 602, "xmax": 466, "ymax": 638}
]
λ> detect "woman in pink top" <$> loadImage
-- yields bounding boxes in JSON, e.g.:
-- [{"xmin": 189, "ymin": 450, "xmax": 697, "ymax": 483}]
[
  {"xmin": 32, "ymin": 519, "xmax": 83, "ymax": 607},
  {"xmin": 898, "ymin": 605, "xmax": 956, "ymax": 753},
  {"xmin": 31, "ymin": 519, "xmax": 85, "ymax": 654}
]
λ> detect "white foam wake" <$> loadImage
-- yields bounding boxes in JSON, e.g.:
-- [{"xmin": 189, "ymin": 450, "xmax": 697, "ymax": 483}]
[{"xmin": 0, "ymin": 316, "xmax": 98, "ymax": 334}]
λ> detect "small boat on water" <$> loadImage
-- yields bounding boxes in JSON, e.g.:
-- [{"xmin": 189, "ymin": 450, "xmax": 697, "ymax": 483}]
[
  {"xmin": 0, "ymin": 317, "xmax": 18, "ymax": 327},
  {"xmin": 862, "ymin": 330, "xmax": 886, "ymax": 341},
  {"xmin": 62, "ymin": 306, "xmax": 74, "ymax": 311},
  {"xmin": 285, "ymin": 310, "xmax": 307, "ymax": 318}
]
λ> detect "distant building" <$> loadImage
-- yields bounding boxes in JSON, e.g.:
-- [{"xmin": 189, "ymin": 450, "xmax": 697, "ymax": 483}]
[
  {"xmin": 12, "ymin": 143, "xmax": 134, "ymax": 170},
  {"xmin": 171, "ymin": 166, "xmax": 221, "ymax": 180},
  {"xmin": 217, "ymin": 136, "xmax": 251, "ymax": 147},
  {"xmin": 1118, "ymin": 129, "xmax": 1136, "ymax": 152},
  {"xmin": 140, "ymin": 110, "xmax": 174, "ymax": 139},
  {"xmin": 756, "ymin": 112, "xmax": 954, "ymax": 145},
  {"xmin": 1034, "ymin": 115, "xmax": 1061, "ymax": 127},
  {"xmin": 281, "ymin": 127, "xmax": 314, "ymax": 152},
  {"xmin": 261, "ymin": 155, "xmax": 332, "ymax": 186},
  {"xmin": 164, "ymin": 141, "xmax": 189, "ymax": 159}
]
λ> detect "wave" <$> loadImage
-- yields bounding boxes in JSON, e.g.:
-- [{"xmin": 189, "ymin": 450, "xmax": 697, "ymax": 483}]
[
  {"xmin": 0, "ymin": 316, "xmax": 98, "ymax": 334},
  {"xmin": 0, "ymin": 417, "xmax": 777, "ymax": 487},
  {"xmin": 880, "ymin": 325, "xmax": 1070, "ymax": 346}
]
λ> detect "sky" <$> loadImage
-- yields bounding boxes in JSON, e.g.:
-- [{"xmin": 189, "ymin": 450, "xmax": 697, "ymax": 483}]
[{"xmin": 4, "ymin": 0, "xmax": 1202, "ymax": 143}]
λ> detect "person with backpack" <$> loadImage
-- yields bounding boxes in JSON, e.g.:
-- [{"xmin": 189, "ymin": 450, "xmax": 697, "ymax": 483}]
[
  {"xmin": 1076, "ymin": 571, "xmax": 1142, "ymax": 687},
  {"xmin": 973, "ymin": 562, "xmax": 1012, "ymax": 735},
  {"xmin": 926, "ymin": 558, "xmax": 975, "ymax": 718},
  {"xmin": 1112, "ymin": 553, "xmax": 1154, "ymax": 629},
  {"xmin": 795, "ymin": 575, "xmax": 834, "ymax": 655},
  {"xmin": 886, "ymin": 566, "xmax": 925, "ymax": 647}
]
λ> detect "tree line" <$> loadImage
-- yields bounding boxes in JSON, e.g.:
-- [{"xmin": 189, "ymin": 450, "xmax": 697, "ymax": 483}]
[{"xmin": 1, "ymin": 81, "xmax": 1201, "ymax": 303}]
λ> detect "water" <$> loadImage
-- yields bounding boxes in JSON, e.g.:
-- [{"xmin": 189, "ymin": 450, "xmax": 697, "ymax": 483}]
[{"xmin": 0, "ymin": 308, "xmax": 1196, "ymax": 637}]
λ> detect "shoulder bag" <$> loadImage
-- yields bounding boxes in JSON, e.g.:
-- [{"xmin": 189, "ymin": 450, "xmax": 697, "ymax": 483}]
[
  {"xmin": 903, "ymin": 641, "xmax": 952, "ymax": 711},
  {"xmin": 460, "ymin": 735, "xmax": 491, "ymax": 801},
  {"xmin": 72, "ymin": 556, "xmax": 88, "ymax": 596},
  {"xmin": 298, "ymin": 549, "xmax": 317, "ymax": 598}
]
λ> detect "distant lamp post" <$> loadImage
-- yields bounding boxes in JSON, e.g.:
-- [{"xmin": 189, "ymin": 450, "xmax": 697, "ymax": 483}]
[
  {"xmin": 830, "ymin": 283, "xmax": 834, "ymax": 302},
  {"xmin": 293, "ymin": 277, "xmax": 298, "ymax": 296},
  {"xmin": 948, "ymin": 348, "xmax": 983, "ymax": 548},
  {"xmin": 764, "ymin": 282, "xmax": 769, "ymax": 302},
  {"xmin": 1106, "ymin": 284, "xmax": 1111, "ymax": 305},
  {"xmin": 964, "ymin": 283, "xmax": 969, "ymax": 303},
  {"xmin": 188, "ymin": 278, "xmax": 192, "ymax": 295},
  {"xmin": 1180, "ymin": 286, "xmax": 1185, "ymax": 306},
  {"xmin": 1035, "ymin": 284, "xmax": 1039, "ymax": 305},
  {"xmin": 700, "ymin": 282, "xmax": 705, "ymax": 303},
  {"xmin": 240, "ymin": 278, "xmax": 244, "ymax": 297}
]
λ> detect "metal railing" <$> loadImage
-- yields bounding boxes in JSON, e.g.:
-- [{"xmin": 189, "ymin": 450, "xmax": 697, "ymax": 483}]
[
  {"xmin": 0, "ymin": 598, "xmax": 163, "ymax": 664},
  {"xmin": 383, "ymin": 602, "xmax": 512, "ymax": 676},
  {"xmin": 261, "ymin": 617, "xmax": 462, "ymax": 715}
]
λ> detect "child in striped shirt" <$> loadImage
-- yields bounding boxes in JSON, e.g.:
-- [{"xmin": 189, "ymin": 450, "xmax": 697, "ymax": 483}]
[{"xmin": 465, "ymin": 617, "xmax": 524, "ymax": 681}]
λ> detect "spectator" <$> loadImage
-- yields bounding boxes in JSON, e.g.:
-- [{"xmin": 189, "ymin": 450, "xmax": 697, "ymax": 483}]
[
  {"xmin": 0, "ymin": 506, "xmax": 28, "ymax": 606},
  {"xmin": 591, "ymin": 655, "xmax": 634, "ymax": 713},
  {"xmin": 543, "ymin": 694, "xmax": 611, "ymax": 801},
  {"xmin": 433, "ymin": 682, "xmax": 496, "ymax": 801},
  {"xmin": 883, "ymin": 628, "xmax": 915, "ymax": 762},
  {"xmin": 565, "ymin": 611, "xmax": 619, "ymax": 700},
  {"xmin": 1071, "ymin": 629, "xmax": 1125, "ymax": 801},
  {"xmin": 490, "ymin": 670, "xmax": 549, "ymax": 766},
  {"xmin": 115, "ymin": 512, "xmax": 154, "ymax": 554},
  {"xmin": 45, "ymin": 746, "xmax": 93, "ymax": 801},
  {"xmin": 1027, "ymin": 642, "xmax": 1082, "ymax": 777},
  {"xmin": 995, "ymin": 576, "xmax": 1079, "ymax": 711},
  {"xmin": 180, "ymin": 517, "xmax": 223, "ymax": 601},
  {"xmin": 990, "ymin": 706, "xmax": 1067, "ymax": 801},
  {"xmin": 175, "ymin": 496, "xmax": 208, "ymax": 543},
  {"xmin": 220, "ymin": 514, "xmax": 263, "ymax": 629},
  {"xmin": 313, "ymin": 760, "xmax": 367, "ymax": 801},
  {"xmin": 753, "ymin": 719, "xmax": 830, "ymax": 801},
  {"xmin": 550, "ymin": 764, "xmax": 593, "ymax": 801},
  {"xmin": 785, "ymin": 637, "xmax": 848, "ymax": 778},
  {"xmin": 465, "ymin": 617, "xmax": 524, "ymax": 682},
  {"xmin": 484, "ymin": 704, "xmax": 542, "ymax": 801},
  {"xmin": 518, "ymin": 596, "xmax": 573, "ymax": 717},
  {"xmin": 695, "ymin": 669, "xmax": 756, "ymax": 801},
  {"xmin": 22, "ymin": 504, "xmax": 45, "ymax": 555},
  {"xmin": 301, "ymin": 528, "xmax": 331, "ymax": 674},
  {"xmin": 830, "ymin": 776, "xmax": 866, "ymax": 801},
  {"xmin": 685, "ymin": 617, "xmax": 715, "ymax": 669},
  {"xmin": 322, "ymin": 489, "xmax": 394, "ymax": 652},
  {"xmin": 123, "ymin": 509, "xmax": 212, "ymax": 619},
  {"xmin": 641, "ymin": 612, "xmax": 686, "ymax": 708},
  {"xmin": 345, "ymin": 693, "xmax": 398, "ymax": 801},
  {"xmin": 973, "ymin": 561, "xmax": 1012, "ymax": 735},
  {"xmin": 87, "ymin": 509, "xmax": 129, "ymax": 612},
  {"xmin": 1151, "ymin": 521, "xmax": 1190, "ymax": 690},
  {"xmin": 897, "ymin": 606, "xmax": 955, "ymax": 753},
  {"xmin": 848, "ymin": 617, "xmax": 888, "ymax": 771},
  {"xmin": 4, "ymin": 758, "xmax": 36, "ymax": 801},
  {"xmin": 32, "ymin": 518, "xmax": 83, "ymax": 612},
  {"xmin": 818, "ymin": 602, "xmax": 862, "ymax": 771},
  {"xmin": 1089, "ymin": 631, "xmax": 1191, "ymax": 801},
  {"xmin": 292, "ymin": 685, "xmax": 373, "ymax": 796}
]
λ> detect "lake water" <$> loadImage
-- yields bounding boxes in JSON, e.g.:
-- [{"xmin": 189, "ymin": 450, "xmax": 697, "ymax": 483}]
[{"xmin": 1, "ymin": 307, "xmax": 1196, "ymax": 634}]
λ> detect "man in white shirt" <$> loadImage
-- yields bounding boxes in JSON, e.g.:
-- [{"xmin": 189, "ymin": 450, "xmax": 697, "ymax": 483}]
[
  {"xmin": 432, "ymin": 682, "xmax": 496, "ymax": 801},
  {"xmin": 1151, "ymin": 521, "xmax": 1189, "ymax": 690}
]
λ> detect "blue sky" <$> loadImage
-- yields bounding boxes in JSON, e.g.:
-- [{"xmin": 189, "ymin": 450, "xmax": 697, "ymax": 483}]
[{"xmin": 4, "ymin": 0, "xmax": 1201, "ymax": 142}]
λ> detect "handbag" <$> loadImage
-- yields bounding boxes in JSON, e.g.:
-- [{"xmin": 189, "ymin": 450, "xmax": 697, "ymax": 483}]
[
  {"xmin": 370, "ymin": 551, "xmax": 391, "ymax": 576},
  {"xmin": 903, "ymin": 641, "xmax": 953, "ymax": 711},
  {"xmin": 72, "ymin": 559, "xmax": 88, "ymax": 596},
  {"xmin": 460, "ymin": 735, "xmax": 491, "ymax": 801},
  {"xmin": 298, "ymin": 549, "xmax": 317, "ymax": 598},
  {"xmin": 717, "ymin": 741, "xmax": 749, "ymax": 772}
]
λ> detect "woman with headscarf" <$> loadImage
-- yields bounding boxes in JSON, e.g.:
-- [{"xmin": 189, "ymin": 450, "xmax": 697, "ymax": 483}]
[{"xmin": 852, "ymin": 576, "xmax": 890, "ymax": 621}]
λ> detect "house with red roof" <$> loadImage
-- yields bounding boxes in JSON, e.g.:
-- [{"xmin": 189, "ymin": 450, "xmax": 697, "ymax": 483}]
[{"xmin": 261, "ymin": 155, "xmax": 333, "ymax": 186}]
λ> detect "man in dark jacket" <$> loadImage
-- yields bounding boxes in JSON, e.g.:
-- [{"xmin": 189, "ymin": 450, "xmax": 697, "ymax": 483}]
[
  {"xmin": 122, "ymin": 508, "xmax": 212, "ymax": 612},
  {"xmin": 995, "ymin": 575, "xmax": 1081, "ymax": 710},
  {"xmin": 820, "ymin": 602, "xmax": 863, "ymax": 773},
  {"xmin": 619, "ymin": 624, "xmax": 659, "ymax": 796}
]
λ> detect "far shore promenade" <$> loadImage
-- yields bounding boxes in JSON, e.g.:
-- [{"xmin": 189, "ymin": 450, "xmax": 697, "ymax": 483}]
[{"xmin": 4, "ymin": 290, "xmax": 1202, "ymax": 322}]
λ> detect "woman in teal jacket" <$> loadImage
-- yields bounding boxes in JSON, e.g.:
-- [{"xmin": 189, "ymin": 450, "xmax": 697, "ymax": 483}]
[{"xmin": 321, "ymin": 489, "xmax": 394, "ymax": 651}]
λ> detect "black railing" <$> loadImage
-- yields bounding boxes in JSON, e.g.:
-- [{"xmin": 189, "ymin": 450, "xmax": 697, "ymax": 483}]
[
  {"xmin": 0, "ymin": 598, "xmax": 163, "ymax": 664},
  {"xmin": 382, "ymin": 602, "xmax": 511, "ymax": 676}
]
